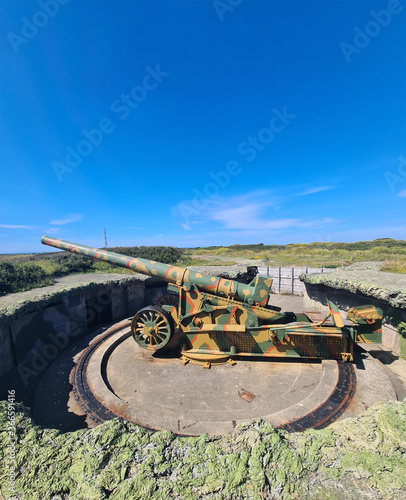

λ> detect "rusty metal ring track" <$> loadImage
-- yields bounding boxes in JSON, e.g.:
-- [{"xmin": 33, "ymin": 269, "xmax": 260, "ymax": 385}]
[
  {"xmin": 70, "ymin": 325, "xmax": 129, "ymax": 426},
  {"xmin": 71, "ymin": 327, "xmax": 357, "ymax": 433},
  {"xmin": 279, "ymin": 361, "xmax": 356, "ymax": 432}
]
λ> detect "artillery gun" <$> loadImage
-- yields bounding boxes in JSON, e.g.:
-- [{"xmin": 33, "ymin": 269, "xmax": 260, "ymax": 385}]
[{"xmin": 41, "ymin": 236, "xmax": 383, "ymax": 365}]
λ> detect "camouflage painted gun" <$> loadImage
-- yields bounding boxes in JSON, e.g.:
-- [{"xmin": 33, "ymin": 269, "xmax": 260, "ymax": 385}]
[{"xmin": 41, "ymin": 236, "xmax": 383, "ymax": 364}]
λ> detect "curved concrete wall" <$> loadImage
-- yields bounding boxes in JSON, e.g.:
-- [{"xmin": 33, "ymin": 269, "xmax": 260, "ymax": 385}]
[{"xmin": 0, "ymin": 274, "xmax": 167, "ymax": 404}]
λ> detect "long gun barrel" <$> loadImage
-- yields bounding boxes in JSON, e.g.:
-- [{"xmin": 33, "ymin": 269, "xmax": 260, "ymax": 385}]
[{"xmin": 41, "ymin": 236, "xmax": 273, "ymax": 306}]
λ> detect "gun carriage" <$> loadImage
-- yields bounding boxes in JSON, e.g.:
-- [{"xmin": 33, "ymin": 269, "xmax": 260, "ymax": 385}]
[{"xmin": 41, "ymin": 236, "xmax": 382, "ymax": 365}]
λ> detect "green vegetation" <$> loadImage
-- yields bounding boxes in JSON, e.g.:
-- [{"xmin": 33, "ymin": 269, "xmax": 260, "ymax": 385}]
[
  {"xmin": 381, "ymin": 259, "xmax": 406, "ymax": 274},
  {"xmin": 179, "ymin": 255, "xmax": 238, "ymax": 267},
  {"xmin": 1, "ymin": 400, "xmax": 405, "ymax": 499},
  {"xmin": 0, "ymin": 253, "xmax": 31, "ymax": 261},
  {"xmin": 0, "ymin": 262, "xmax": 52, "ymax": 295},
  {"xmin": 0, "ymin": 246, "xmax": 184, "ymax": 295},
  {"xmin": 108, "ymin": 245, "xmax": 183, "ymax": 264},
  {"xmin": 0, "ymin": 239, "xmax": 404, "ymax": 296},
  {"xmin": 192, "ymin": 238, "xmax": 406, "ymax": 269}
]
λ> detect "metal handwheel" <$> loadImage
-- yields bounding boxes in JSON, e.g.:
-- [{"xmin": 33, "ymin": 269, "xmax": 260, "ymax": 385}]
[{"xmin": 156, "ymin": 294, "xmax": 179, "ymax": 308}]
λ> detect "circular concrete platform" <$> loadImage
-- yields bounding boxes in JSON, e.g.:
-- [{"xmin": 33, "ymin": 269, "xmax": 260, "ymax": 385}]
[{"xmin": 32, "ymin": 318, "xmax": 398, "ymax": 435}]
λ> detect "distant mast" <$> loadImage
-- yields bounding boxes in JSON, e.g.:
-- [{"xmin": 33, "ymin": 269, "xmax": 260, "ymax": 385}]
[{"xmin": 104, "ymin": 228, "xmax": 108, "ymax": 248}]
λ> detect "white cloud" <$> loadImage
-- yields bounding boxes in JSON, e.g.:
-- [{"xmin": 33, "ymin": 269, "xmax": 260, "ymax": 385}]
[
  {"xmin": 180, "ymin": 220, "xmax": 201, "ymax": 230},
  {"xmin": 173, "ymin": 191, "xmax": 338, "ymax": 233},
  {"xmin": 398, "ymin": 190, "xmax": 406, "ymax": 197},
  {"xmin": 300, "ymin": 186, "xmax": 335, "ymax": 196},
  {"xmin": 299, "ymin": 217, "xmax": 337, "ymax": 227},
  {"xmin": 0, "ymin": 224, "xmax": 37, "ymax": 229},
  {"xmin": 46, "ymin": 227, "xmax": 68, "ymax": 234},
  {"xmin": 127, "ymin": 226, "xmax": 144, "ymax": 230},
  {"xmin": 49, "ymin": 213, "xmax": 83, "ymax": 225},
  {"xmin": 211, "ymin": 203, "xmax": 301, "ymax": 230},
  {"xmin": 211, "ymin": 205, "xmax": 337, "ymax": 231}
]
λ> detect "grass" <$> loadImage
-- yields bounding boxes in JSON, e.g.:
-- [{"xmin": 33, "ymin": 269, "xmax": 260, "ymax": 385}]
[
  {"xmin": 192, "ymin": 241, "xmax": 406, "ymax": 269},
  {"xmin": 32, "ymin": 259, "xmax": 63, "ymax": 275},
  {"xmin": 91, "ymin": 260, "xmax": 135, "ymax": 274},
  {"xmin": 0, "ymin": 253, "xmax": 31, "ymax": 262},
  {"xmin": 27, "ymin": 257, "xmax": 138, "ymax": 277},
  {"xmin": 380, "ymin": 259, "xmax": 406, "ymax": 274},
  {"xmin": 179, "ymin": 257, "xmax": 238, "ymax": 267}
]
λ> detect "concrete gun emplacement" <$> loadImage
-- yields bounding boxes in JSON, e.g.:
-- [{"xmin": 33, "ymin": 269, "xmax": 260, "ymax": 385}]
[{"xmin": 41, "ymin": 236, "xmax": 383, "ymax": 365}]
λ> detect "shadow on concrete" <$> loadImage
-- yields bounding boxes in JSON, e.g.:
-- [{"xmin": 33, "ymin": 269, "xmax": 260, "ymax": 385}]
[{"xmin": 367, "ymin": 349, "xmax": 400, "ymax": 365}]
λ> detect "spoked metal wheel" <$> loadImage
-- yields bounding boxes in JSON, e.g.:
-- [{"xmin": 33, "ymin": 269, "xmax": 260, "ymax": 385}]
[
  {"xmin": 131, "ymin": 306, "xmax": 174, "ymax": 351},
  {"xmin": 156, "ymin": 294, "xmax": 179, "ymax": 308}
]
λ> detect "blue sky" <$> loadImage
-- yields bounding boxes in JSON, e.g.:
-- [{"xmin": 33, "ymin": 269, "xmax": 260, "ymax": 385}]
[{"xmin": 1, "ymin": 0, "xmax": 405, "ymax": 253}]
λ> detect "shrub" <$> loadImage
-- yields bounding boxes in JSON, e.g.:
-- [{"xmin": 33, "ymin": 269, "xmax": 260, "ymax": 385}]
[
  {"xmin": 51, "ymin": 253, "xmax": 95, "ymax": 276},
  {"xmin": 0, "ymin": 262, "xmax": 51, "ymax": 295},
  {"xmin": 107, "ymin": 246, "xmax": 183, "ymax": 265}
]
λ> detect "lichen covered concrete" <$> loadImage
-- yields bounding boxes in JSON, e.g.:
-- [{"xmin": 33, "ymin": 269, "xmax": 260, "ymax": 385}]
[
  {"xmin": 1, "ymin": 400, "xmax": 405, "ymax": 499},
  {"xmin": 300, "ymin": 268, "xmax": 406, "ymax": 310},
  {"xmin": 0, "ymin": 274, "xmax": 149, "ymax": 320}
]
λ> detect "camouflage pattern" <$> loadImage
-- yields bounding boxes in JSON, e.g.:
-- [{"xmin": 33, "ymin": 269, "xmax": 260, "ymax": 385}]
[
  {"xmin": 160, "ymin": 287, "xmax": 355, "ymax": 361},
  {"xmin": 347, "ymin": 305, "xmax": 383, "ymax": 343},
  {"xmin": 40, "ymin": 237, "xmax": 273, "ymax": 306},
  {"xmin": 41, "ymin": 236, "xmax": 383, "ymax": 363}
]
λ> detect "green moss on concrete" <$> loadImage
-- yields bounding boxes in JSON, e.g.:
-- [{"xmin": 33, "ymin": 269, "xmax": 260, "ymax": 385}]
[
  {"xmin": 0, "ymin": 274, "xmax": 149, "ymax": 322},
  {"xmin": 1, "ymin": 400, "xmax": 405, "ymax": 499},
  {"xmin": 300, "ymin": 269, "xmax": 406, "ymax": 310}
]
